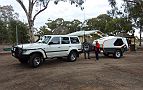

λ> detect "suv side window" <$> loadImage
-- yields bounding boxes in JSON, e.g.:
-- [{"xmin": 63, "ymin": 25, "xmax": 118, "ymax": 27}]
[
  {"xmin": 70, "ymin": 37, "xmax": 80, "ymax": 44},
  {"xmin": 61, "ymin": 37, "xmax": 70, "ymax": 44},
  {"xmin": 50, "ymin": 37, "xmax": 60, "ymax": 44},
  {"xmin": 114, "ymin": 39, "xmax": 124, "ymax": 46}
]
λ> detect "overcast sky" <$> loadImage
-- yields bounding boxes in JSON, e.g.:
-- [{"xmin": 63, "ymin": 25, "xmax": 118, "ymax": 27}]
[{"xmin": 0, "ymin": 0, "xmax": 116, "ymax": 27}]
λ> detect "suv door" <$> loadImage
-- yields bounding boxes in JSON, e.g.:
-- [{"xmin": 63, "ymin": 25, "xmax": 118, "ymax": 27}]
[
  {"xmin": 46, "ymin": 37, "xmax": 61, "ymax": 57},
  {"xmin": 70, "ymin": 37, "xmax": 81, "ymax": 51},
  {"xmin": 60, "ymin": 37, "xmax": 70, "ymax": 56}
]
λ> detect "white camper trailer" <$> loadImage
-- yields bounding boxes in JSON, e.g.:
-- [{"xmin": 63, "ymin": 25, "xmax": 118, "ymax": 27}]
[{"xmin": 93, "ymin": 36, "xmax": 129, "ymax": 58}]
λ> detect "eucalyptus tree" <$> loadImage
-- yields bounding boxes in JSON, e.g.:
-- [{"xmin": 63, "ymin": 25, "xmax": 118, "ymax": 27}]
[
  {"xmin": 108, "ymin": 0, "xmax": 143, "ymax": 46},
  {"xmin": 65, "ymin": 19, "xmax": 81, "ymax": 33},
  {"xmin": 41, "ymin": 18, "xmax": 81, "ymax": 34},
  {"xmin": 38, "ymin": 25, "xmax": 52, "ymax": 35},
  {"xmin": 16, "ymin": 0, "xmax": 84, "ymax": 42},
  {"xmin": 0, "ymin": 5, "xmax": 19, "ymax": 44},
  {"xmin": 124, "ymin": 0, "xmax": 143, "ymax": 46},
  {"xmin": 87, "ymin": 14, "xmax": 113, "ymax": 33}
]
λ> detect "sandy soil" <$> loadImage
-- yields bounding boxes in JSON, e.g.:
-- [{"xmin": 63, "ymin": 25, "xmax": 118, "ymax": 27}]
[{"xmin": 0, "ymin": 47, "xmax": 143, "ymax": 90}]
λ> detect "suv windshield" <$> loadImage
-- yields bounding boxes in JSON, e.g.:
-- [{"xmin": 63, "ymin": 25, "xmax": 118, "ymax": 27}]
[{"xmin": 38, "ymin": 36, "xmax": 51, "ymax": 44}]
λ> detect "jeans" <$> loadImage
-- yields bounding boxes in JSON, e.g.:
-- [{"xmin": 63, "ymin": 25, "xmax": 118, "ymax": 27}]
[
  {"xmin": 95, "ymin": 52, "xmax": 99, "ymax": 60},
  {"xmin": 84, "ymin": 51, "xmax": 90, "ymax": 59}
]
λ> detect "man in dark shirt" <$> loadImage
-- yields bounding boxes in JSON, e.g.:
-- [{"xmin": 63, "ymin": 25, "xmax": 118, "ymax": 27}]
[{"xmin": 82, "ymin": 39, "xmax": 91, "ymax": 59}]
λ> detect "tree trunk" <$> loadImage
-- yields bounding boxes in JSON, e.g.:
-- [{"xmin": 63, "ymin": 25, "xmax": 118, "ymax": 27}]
[
  {"xmin": 28, "ymin": 19, "xmax": 35, "ymax": 43},
  {"xmin": 139, "ymin": 25, "xmax": 142, "ymax": 46}
]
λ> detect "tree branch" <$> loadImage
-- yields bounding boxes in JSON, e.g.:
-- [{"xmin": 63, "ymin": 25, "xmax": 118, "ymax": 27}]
[
  {"xmin": 16, "ymin": 0, "xmax": 28, "ymax": 17},
  {"xmin": 32, "ymin": 0, "xmax": 50, "ymax": 22},
  {"xmin": 32, "ymin": 0, "xmax": 38, "ymax": 5}
]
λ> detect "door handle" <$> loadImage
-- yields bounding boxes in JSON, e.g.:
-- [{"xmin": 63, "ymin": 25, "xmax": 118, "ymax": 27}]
[
  {"xmin": 58, "ymin": 47, "xmax": 60, "ymax": 48},
  {"xmin": 69, "ymin": 46, "xmax": 71, "ymax": 47}
]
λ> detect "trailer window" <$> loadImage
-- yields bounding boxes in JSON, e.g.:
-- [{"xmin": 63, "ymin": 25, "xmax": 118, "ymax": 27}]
[{"xmin": 114, "ymin": 39, "xmax": 124, "ymax": 46}]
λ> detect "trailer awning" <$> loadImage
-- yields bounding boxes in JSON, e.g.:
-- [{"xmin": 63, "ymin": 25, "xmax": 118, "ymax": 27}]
[{"xmin": 67, "ymin": 30, "xmax": 103, "ymax": 37}]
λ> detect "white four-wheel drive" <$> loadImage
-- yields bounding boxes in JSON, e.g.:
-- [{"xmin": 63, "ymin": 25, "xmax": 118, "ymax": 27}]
[{"xmin": 11, "ymin": 35, "xmax": 82, "ymax": 68}]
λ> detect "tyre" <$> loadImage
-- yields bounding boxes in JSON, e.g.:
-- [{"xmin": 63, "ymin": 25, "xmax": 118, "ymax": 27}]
[
  {"xmin": 67, "ymin": 51, "xmax": 77, "ymax": 62},
  {"xmin": 18, "ymin": 59, "xmax": 28, "ymax": 64},
  {"xmin": 29, "ymin": 53, "xmax": 43, "ymax": 68},
  {"xmin": 114, "ymin": 50, "xmax": 122, "ymax": 58}
]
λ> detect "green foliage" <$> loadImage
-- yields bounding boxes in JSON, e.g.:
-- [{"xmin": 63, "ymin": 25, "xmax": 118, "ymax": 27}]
[
  {"xmin": 65, "ymin": 19, "xmax": 81, "ymax": 33},
  {"xmin": 39, "ymin": 14, "xmax": 133, "ymax": 35},
  {"xmin": 40, "ymin": 18, "xmax": 81, "ymax": 35},
  {"xmin": 108, "ymin": 0, "xmax": 116, "ymax": 8},
  {"xmin": 38, "ymin": 26, "xmax": 52, "ymax": 36},
  {"xmin": 87, "ymin": 14, "xmax": 113, "ymax": 33},
  {"xmin": 0, "ymin": 5, "xmax": 29, "ymax": 44},
  {"xmin": 9, "ymin": 20, "xmax": 29, "ymax": 44},
  {"xmin": 106, "ymin": 18, "xmax": 132, "ymax": 34},
  {"xmin": 108, "ymin": 0, "xmax": 143, "ymax": 30},
  {"xmin": 0, "ymin": 20, "xmax": 29, "ymax": 44},
  {"xmin": 0, "ymin": 20, "xmax": 8, "ymax": 43}
]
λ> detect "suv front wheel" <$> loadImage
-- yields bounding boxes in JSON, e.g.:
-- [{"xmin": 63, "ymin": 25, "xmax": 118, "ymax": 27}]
[
  {"xmin": 68, "ymin": 51, "xmax": 77, "ymax": 62},
  {"xmin": 29, "ymin": 53, "xmax": 43, "ymax": 68}
]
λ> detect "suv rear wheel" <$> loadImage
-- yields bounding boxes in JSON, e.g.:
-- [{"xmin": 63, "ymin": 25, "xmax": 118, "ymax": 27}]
[
  {"xmin": 29, "ymin": 53, "xmax": 43, "ymax": 68},
  {"xmin": 68, "ymin": 51, "xmax": 77, "ymax": 62}
]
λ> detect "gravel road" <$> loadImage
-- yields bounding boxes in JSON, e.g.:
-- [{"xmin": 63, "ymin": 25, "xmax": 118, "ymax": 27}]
[{"xmin": 0, "ymin": 47, "xmax": 143, "ymax": 90}]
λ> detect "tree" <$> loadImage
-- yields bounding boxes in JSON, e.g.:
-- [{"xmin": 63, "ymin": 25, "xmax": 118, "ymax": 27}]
[
  {"xmin": 38, "ymin": 25, "xmax": 52, "ymax": 35},
  {"xmin": 124, "ymin": 0, "xmax": 143, "ymax": 46},
  {"xmin": 87, "ymin": 14, "xmax": 113, "ymax": 33},
  {"xmin": 0, "ymin": 5, "xmax": 18, "ymax": 21},
  {"xmin": 108, "ymin": 0, "xmax": 143, "ymax": 46},
  {"xmin": 106, "ymin": 18, "xmax": 132, "ymax": 35},
  {"xmin": 0, "ymin": 5, "xmax": 29, "ymax": 44},
  {"xmin": 42, "ymin": 18, "xmax": 81, "ymax": 34},
  {"xmin": 9, "ymin": 20, "xmax": 29, "ymax": 44},
  {"xmin": 16, "ymin": 0, "xmax": 84, "ymax": 42},
  {"xmin": 64, "ymin": 19, "xmax": 81, "ymax": 33},
  {"xmin": 0, "ymin": 20, "xmax": 7, "ymax": 43},
  {"xmin": 0, "ymin": 5, "xmax": 17, "ymax": 44}
]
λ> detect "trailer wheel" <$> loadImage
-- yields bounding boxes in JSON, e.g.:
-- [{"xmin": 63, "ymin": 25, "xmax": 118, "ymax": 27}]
[{"xmin": 114, "ymin": 50, "xmax": 122, "ymax": 58}]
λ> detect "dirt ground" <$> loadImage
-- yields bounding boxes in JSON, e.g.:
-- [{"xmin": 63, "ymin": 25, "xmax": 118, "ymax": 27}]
[{"xmin": 0, "ymin": 47, "xmax": 143, "ymax": 90}]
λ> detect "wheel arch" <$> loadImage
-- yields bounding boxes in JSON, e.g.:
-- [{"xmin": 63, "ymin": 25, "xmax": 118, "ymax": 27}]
[
  {"xmin": 29, "ymin": 51, "xmax": 44, "ymax": 58},
  {"xmin": 69, "ymin": 49, "xmax": 79, "ymax": 57},
  {"xmin": 27, "ymin": 49, "xmax": 47, "ymax": 58}
]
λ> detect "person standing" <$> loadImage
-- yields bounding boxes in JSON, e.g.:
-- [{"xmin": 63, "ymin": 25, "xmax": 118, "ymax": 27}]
[
  {"xmin": 95, "ymin": 41, "xmax": 100, "ymax": 60},
  {"xmin": 82, "ymin": 39, "xmax": 91, "ymax": 59}
]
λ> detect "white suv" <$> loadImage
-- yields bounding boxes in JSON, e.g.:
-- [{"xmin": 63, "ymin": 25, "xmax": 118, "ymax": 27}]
[{"xmin": 11, "ymin": 35, "xmax": 82, "ymax": 67}]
